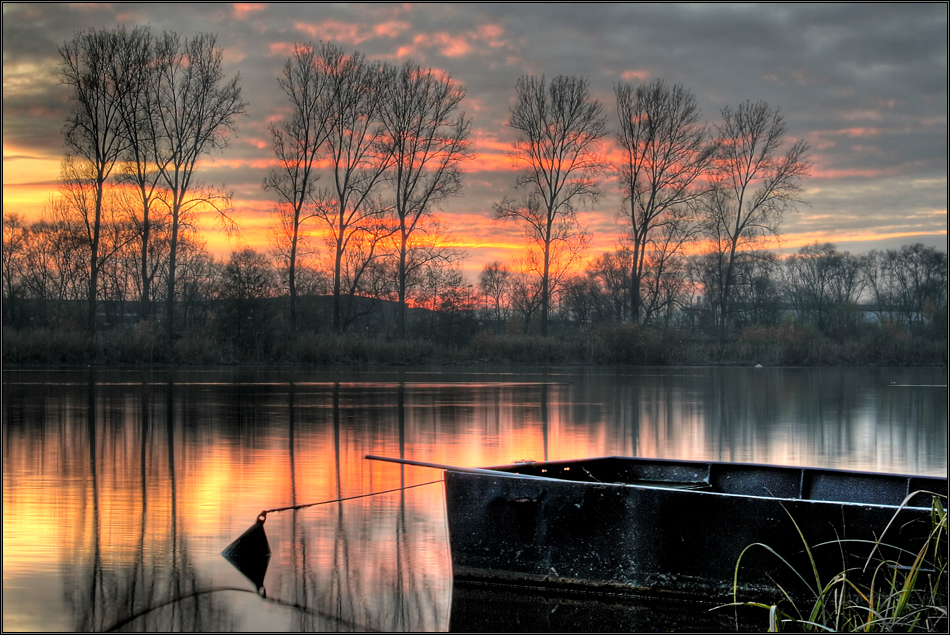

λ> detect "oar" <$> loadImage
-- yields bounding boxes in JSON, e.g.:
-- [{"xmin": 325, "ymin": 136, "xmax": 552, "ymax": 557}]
[{"xmin": 364, "ymin": 455, "xmax": 553, "ymax": 480}]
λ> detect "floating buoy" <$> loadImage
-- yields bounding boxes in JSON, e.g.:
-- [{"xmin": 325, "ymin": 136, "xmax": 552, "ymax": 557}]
[
  {"xmin": 220, "ymin": 475, "xmax": 443, "ymax": 596},
  {"xmin": 221, "ymin": 513, "xmax": 271, "ymax": 595}
]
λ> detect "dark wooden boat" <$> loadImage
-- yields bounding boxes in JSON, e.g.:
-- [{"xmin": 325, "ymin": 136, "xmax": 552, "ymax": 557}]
[{"xmin": 438, "ymin": 456, "xmax": 947, "ymax": 602}]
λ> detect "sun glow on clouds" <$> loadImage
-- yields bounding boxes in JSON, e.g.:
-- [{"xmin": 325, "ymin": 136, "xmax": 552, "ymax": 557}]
[
  {"xmin": 396, "ymin": 24, "xmax": 508, "ymax": 60},
  {"xmin": 293, "ymin": 19, "xmax": 411, "ymax": 47},
  {"xmin": 808, "ymin": 127, "xmax": 884, "ymax": 151},
  {"xmin": 780, "ymin": 229, "xmax": 948, "ymax": 253},
  {"xmin": 621, "ymin": 69, "xmax": 651, "ymax": 82},
  {"xmin": 2, "ymin": 4, "xmax": 944, "ymax": 282},
  {"xmin": 232, "ymin": 3, "xmax": 267, "ymax": 19},
  {"xmin": 214, "ymin": 157, "xmax": 282, "ymax": 171}
]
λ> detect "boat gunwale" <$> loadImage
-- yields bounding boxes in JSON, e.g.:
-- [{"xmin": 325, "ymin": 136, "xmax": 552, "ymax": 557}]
[{"xmin": 445, "ymin": 455, "xmax": 947, "ymax": 510}]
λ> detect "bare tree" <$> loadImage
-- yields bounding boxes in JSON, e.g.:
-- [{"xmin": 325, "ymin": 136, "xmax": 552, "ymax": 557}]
[
  {"xmin": 784, "ymin": 242, "xmax": 865, "ymax": 335},
  {"xmin": 381, "ymin": 216, "xmax": 465, "ymax": 331},
  {"xmin": 111, "ymin": 27, "xmax": 165, "ymax": 321},
  {"xmin": 692, "ymin": 249, "xmax": 783, "ymax": 330},
  {"xmin": 148, "ymin": 31, "xmax": 246, "ymax": 339},
  {"xmin": 220, "ymin": 247, "xmax": 277, "ymax": 301},
  {"xmin": 614, "ymin": 79, "xmax": 714, "ymax": 324},
  {"xmin": 862, "ymin": 244, "xmax": 947, "ymax": 328},
  {"xmin": 559, "ymin": 273, "xmax": 607, "ymax": 327},
  {"xmin": 310, "ymin": 44, "xmax": 392, "ymax": 332},
  {"xmin": 113, "ymin": 183, "xmax": 172, "ymax": 314},
  {"xmin": 730, "ymin": 250, "xmax": 783, "ymax": 329},
  {"xmin": 590, "ymin": 247, "xmax": 633, "ymax": 323},
  {"xmin": 27, "ymin": 207, "xmax": 90, "ymax": 306},
  {"xmin": 334, "ymin": 229, "xmax": 393, "ymax": 331},
  {"xmin": 2, "ymin": 212, "xmax": 28, "ymax": 324},
  {"xmin": 494, "ymin": 75, "xmax": 607, "ymax": 335},
  {"xmin": 58, "ymin": 25, "xmax": 152, "ymax": 330},
  {"xmin": 496, "ymin": 195, "xmax": 592, "ymax": 334},
  {"xmin": 637, "ymin": 222, "xmax": 694, "ymax": 326},
  {"xmin": 55, "ymin": 156, "xmax": 138, "ymax": 312},
  {"xmin": 264, "ymin": 42, "xmax": 333, "ymax": 332},
  {"xmin": 377, "ymin": 59, "xmax": 471, "ymax": 337},
  {"xmin": 508, "ymin": 266, "xmax": 544, "ymax": 334},
  {"xmin": 702, "ymin": 99, "xmax": 810, "ymax": 341},
  {"xmin": 478, "ymin": 261, "xmax": 513, "ymax": 329}
]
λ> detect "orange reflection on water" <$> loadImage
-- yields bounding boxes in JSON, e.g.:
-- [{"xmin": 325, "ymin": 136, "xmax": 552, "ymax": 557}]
[{"xmin": 2, "ymin": 368, "xmax": 945, "ymax": 632}]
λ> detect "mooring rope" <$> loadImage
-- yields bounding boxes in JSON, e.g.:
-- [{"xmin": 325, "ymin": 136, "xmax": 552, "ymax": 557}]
[
  {"xmin": 257, "ymin": 478, "xmax": 444, "ymax": 521},
  {"xmin": 103, "ymin": 586, "xmax": 386, "ymax": 633}
]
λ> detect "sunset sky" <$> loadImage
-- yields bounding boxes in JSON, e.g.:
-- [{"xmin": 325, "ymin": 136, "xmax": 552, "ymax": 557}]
[{"xmin": 3, "ymin": 2, "xmax": 947, "ymax": 278}]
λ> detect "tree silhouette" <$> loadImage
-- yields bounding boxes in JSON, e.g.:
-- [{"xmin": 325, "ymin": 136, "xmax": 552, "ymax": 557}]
[
  {"xmin": 494, "ymin": 75, "xmax": 607, "ymax": 335},
  {"xmin": 862, "ymin": 244, "xmax": 948, "ymax": 329},
  {"xmin": 147, "ymin": 31, "xmax": 246, "ymax": 340},
  {"xmin": 702, "ymin": 99, "xmax": 810, "ymax": 342},
  {"xmin": 112, "ymin": 27, "xmax": 164, "ymax": 321},
  {"xmin": 378, "ymin": 60, "xmax": 471, "ymax": 337},
  {"xmin": 614, "ymin": 79, "xmax": 714, "ymax": 324},
  {"xmin": 478, "ymin": 261, "xmax": 513, "ymax": 330},
  {"xmin": 264, "ymin": 43, "xmax": 334, "ymax": 333},
  {"xmin": 783, "ymin": 243, "xmax": 865, "ymax": 336},
  {"xmin": 309, "ymin": 44, "xmax": 392, "ymax": 333},
  {"xmin": 58, "ymin": 26, "xmax": 152, "ymax": 330}
]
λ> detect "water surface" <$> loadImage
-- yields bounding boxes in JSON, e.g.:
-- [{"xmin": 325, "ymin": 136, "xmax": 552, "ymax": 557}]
[{"xmin": 3, "ymin": 365, "xmax": 946, "ymax": 631}]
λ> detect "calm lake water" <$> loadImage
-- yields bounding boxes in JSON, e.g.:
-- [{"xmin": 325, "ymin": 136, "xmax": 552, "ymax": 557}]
[{"xmin": 2, "ymin": 365, "xmax": 947, "ymax": 632}]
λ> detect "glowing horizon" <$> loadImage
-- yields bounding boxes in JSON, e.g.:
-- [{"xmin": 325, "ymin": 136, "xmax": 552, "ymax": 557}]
[{"xmin": 3, "ymin": 4, "xmax": 946, "ymax": 280}]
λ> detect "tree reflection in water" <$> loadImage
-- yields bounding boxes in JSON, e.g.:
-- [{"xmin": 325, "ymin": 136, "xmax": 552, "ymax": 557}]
[{"xmin": 2, "ymin": 365, "xmax": 945, "ymax": 632}]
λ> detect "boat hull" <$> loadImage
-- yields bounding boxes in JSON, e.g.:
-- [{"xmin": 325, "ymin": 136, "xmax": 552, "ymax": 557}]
[{"xmin": 443, "ymin": 457, "xmax": 946, "ymax": 601}]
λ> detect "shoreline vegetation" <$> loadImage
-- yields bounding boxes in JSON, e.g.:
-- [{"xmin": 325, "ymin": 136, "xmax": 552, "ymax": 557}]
[
  {"xmin": 5, "ymin": 25, "xmax": 946, "ymax": 375},
  {"xmin": 3, "ymin": 321, "xmax": 946, "ymax": 367},
  {"xmin": 727, "ymin": 496, "xmax": 947, "ymax": 633}
]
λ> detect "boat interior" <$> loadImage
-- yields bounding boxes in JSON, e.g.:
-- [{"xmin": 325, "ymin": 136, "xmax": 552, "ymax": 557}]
[{"xmin": 491, "ymin": 457, "xmax": 947, "ymax": 508}]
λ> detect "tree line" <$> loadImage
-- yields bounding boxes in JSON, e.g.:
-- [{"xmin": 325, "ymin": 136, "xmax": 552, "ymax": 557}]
[{"xmin": 2, "ymin": 26, "xmax": 947, "ymax": 362}]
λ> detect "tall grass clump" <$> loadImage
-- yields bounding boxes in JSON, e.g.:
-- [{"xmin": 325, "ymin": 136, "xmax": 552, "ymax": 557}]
[{"xmin": 724, "ymin": 495, "xmax": 947, "ymax": 632}]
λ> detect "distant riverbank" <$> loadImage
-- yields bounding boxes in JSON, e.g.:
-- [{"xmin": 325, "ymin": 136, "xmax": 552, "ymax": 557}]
[{"xmin": 3, "ymin": 322, "xmax": 946, "ymax": 367}]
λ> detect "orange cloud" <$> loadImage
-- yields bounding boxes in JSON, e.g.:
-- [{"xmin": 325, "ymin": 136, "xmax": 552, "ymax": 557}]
[
  {"xmin": 374, "ymin": 20, "xmax": 411, "ymax": 38},
  {"xmin": 232, "ymin": 3, "xmax": 267, "ymax": 19},
  {"xmin": 396, "ymin": 23, "xmax": 508, "ymax": 60},
  {"xmin": 267, "ymin": 41, "xmax": 297, "ymax": 57},
  {"xmin": 620, "ymin": 70, "xmax": 650, "ymax": 82},
  {"xmin": 213, "ymin": 157, "xmax": 282, "ymax": 171},
  {"xmin": 840, "ymin": 109, "xmax": 886, "ymax": 122},
  {"xmin": 467, "ymin": 151, "xmax": 516, "ymax": 173},
  {"xmin": 293, "ymin": 19, "xmax": 409, "ymax": 46},
  {"xmin": 836, "ymin": 127, "xmax": 881, "ymax": 137},
  {"xmin": 780, "ymin": 229, "xmax": 948, "ymax": 252}
]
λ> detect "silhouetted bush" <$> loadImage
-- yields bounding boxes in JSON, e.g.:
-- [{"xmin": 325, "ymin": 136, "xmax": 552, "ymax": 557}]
[{"xmin": 3, "ymin": 317, "xmax": 946, "ymax": 367}]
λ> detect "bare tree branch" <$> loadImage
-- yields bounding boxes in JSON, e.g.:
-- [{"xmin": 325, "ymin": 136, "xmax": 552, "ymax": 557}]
[
  {"xmin": 378, "ymin": 59, "xmax": 472, "ymax": 336},
  {"xmin": 264, "ymin": 42, "xmax": 334, "ymax": 331},
  {"xmin": 614, "ymin": 79, "xmax": 714, "ymax": 323},
  {"xmin": 147, "ymin": 31, "xmax": 247, "ymax": 339},
  {"xmin": 702, "ymin": 99, "xmax": 810, "ymax": 342},
  {"xmin": 494, "ymin": 74, "xmax": 606, "ymax": 335}
]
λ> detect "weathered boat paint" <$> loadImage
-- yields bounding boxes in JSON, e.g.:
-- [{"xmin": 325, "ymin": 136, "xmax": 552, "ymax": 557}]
[{"xmin": 443, "ymin": 456, "xmax": 947, "ymax": 602}]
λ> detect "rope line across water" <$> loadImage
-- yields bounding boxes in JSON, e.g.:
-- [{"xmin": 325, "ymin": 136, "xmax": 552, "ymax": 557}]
[{"xmin": 258, "ymin": 478, "xmax": 444, "ymax": 520}]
